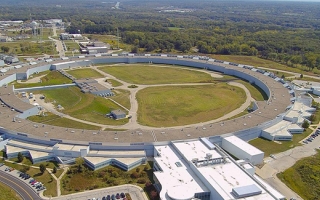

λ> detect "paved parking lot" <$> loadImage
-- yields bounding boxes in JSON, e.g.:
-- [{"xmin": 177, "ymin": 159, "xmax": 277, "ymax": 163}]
[{"xmin": 48, "ymin": 185, "xmax": 148, "ymax": 200}]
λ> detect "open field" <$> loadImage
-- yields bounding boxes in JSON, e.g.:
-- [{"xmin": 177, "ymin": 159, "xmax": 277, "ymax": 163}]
[
  {"xmin": 0, "ymin": 182, "xmax": 22, "ymax": 200},
  {"xmin": 106, "ymin": 79, "xmax": 123, "ymax": 87},
  {"xmin": 66, "ymin": 68, "xmax": 104, "ymax": 79},
  {"xmin": 277, "ymin": 150, "xmax": 320, "ymax": 200},
  {"xmin": 109, "ymin": 89, "xmax": 131, "ymax": 110},
  {"xmin": 0, "ymin": 41, "xmax": 55, "ymax": 56},
  {"xmin": 211, "ymin": 55, "xmax": 320, "ymax": 75},
  {"xmin": 249, "ymin": 128, "xmax": 312, "ymax": 157},
  {"xmin": 14, "ymin": 71, "xmax": 72, "ymax": 88},
  {"xmin": 84, "ymin": 34, "xmax": 132, "ymax": 51},
  {"xmin": 99, "ymin": 64, "xmax": 213, "ymax": 84},
  {"xmin": 136, "ymin": 84, "xmax": 246, "ymax": 127},
  {"xmin": 28, "ymin": 113, "xmax": 101, "ymax": 130},
  {"xmin": 38, "ymin": 87, "xmax": 128, "ymax": 125},
  {"xmin": 63, "ymin": 41, "xmax": 80, "ymax": 51},
  {"xmin": 4, "ymin": 161, "xmax": 57, "ymax": 197}
]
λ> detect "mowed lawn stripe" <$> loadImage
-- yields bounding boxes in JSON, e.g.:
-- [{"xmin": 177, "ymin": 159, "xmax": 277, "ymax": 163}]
[
  {"xmin": 137, "ymin": 84, "xmax": 246, "ymax": 127},
  {"xmin": 66, "ymin": 68, "xmax": 104, "ymax": 79},
  {"xmin": 99, "ymin": 64, "xmax": 213, "ymax": 84}
]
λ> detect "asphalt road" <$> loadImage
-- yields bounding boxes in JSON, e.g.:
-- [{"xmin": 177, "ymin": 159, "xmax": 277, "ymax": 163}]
[{"xmin": 0, "ymin": 170, "xmax": 42, "ymax": 200}]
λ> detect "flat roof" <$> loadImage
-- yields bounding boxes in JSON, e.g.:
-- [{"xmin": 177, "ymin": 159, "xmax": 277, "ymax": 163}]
[
  {"xmin": 173, "ymin": 140, "xmax": 222, "ymax": 161},
  {"xmin": 154, "ymin": 145, "xmax": 209, "ymax": 198},
  {"xmin": 54, "ymin": 143, "xmax": 88, "ymax": 151},
  {"xmin": 29, "ymin": 150, "xmax": 50, "ymax": 159},
  {"xmin": 0, "ymin": 86, "xmax": 35, "ymax": 112},
  {"xmin": 155, "ymin": 140, "xmax": 276, "ymax": 199},
  {"xmin": 263, "ymin": 120, "xmax": 292, "ymax": 134},
  {"xmin": 84, "ymin": 156, "xmax": 142, "ymax": 165},
  {"xmin": 88, "ymin": 150, "xmax": 145, "ymax": 156},
  {"xmin": 223, "ymin": 136, "xmax": 263, "ymax": 155},
  {"xmin": 8, "ymin": 139, "xmax": 53, "ymax": 151}
]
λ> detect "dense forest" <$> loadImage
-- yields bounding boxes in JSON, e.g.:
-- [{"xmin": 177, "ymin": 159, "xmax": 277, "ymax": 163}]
[{"xmin": 1, "ymin": 0, "xmax": 320, "ymax": 70}]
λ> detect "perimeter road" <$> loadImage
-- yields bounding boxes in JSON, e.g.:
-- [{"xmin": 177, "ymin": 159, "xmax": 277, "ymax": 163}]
[{"xmin": 0, "ymin": 169, "xmax": 42, "ymax": 200}]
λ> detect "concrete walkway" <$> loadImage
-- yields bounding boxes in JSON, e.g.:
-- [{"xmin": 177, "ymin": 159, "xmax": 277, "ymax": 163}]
[
  {"xmin": 43, "ymin": 167, "xmax": 69, "ymax": 198},
  {"xmin": 34, "ymin": 65, "xmax": 254, "ymax": 132}
]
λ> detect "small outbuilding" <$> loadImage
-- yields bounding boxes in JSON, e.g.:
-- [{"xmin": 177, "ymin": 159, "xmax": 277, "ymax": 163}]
[{"xmin": 110, "ymin": 109, "xmax": 126, "ymax": 119}]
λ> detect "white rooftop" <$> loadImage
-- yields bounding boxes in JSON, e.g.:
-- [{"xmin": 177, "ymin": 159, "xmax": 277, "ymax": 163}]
[
  {"xmin": 8, "ymin": 140, "xmax": 53, "ymax": 151},
  {"xmin": 154, "ymin": 140, "xmax": 277, "ymax": 200},
  {"xmin": 154, "ymin": 144, "xmax": 209, "ymax": 199},
  {"xmin": 88, "ymin": 150, "xmax": 145, "ymax": 156},
  {"xmin": 84, "ymin": 156, "xmax": 142, "ymax": 165},
  {"xmin": 54, "ymin": 143, "xmax": 88, "ymax": 151},
  {"xmin": 223, "ymin": 136, "xmax": 263, "ymax": 156},
  {"xmin": 263, "ymin": 120, "xmax": 292, "ymax": 135}
]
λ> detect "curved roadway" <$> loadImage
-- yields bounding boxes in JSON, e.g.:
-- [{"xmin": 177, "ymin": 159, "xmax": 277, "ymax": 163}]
[
  {"xmin": 0, "ymin": 55, "xmax": 291, "ymax": 144},
  {"xmin": 0, "ymin": 169, "xmax": 42, "ymax": 200}
]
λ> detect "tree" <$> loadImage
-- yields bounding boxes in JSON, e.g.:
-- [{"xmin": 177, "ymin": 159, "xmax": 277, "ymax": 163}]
[
  {"xmin": 302, "ymin": 120, "xmax": 310, "ymax": 129},
  {"xmin": 40, "ymin": 164, "xmax": 46, "ymax": 174},
  {"xmin": 310, "ymin": 114, "xmax": 317, "ymax": 122},
  {"xmin": 17, "ymin": 152, "xmax": 23, "ymax": 163},
  {"xmin": 131, "ymin": 46, "xmax": 139, "ymax": 53},
  {"xmin": 0, "ymin": 46, "xmax": 9, "ymax": 53},
  {"xmin": 52, "ymin": 166, "xmax": 57, "ymax": 174}
]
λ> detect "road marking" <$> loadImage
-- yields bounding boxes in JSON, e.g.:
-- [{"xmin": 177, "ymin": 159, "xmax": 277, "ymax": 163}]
[{"xmin": 0, "ymin": 173, "xmax": 34, "ymax": 200}]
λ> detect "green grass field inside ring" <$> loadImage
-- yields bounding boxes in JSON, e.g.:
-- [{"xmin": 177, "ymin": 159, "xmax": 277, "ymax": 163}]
[
  {"xmin": 99, "ymin": 64, "xmax": 214, "ymax": 84},
  {"xmin": 137, "ymin": 83, "xmax": 246, "ymax": 127}
]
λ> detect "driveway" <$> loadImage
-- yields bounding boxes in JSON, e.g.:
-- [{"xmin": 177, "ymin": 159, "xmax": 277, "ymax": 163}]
[{"xmin": 255, "ymin": 127, "xmax": 320, "ymax": 200}]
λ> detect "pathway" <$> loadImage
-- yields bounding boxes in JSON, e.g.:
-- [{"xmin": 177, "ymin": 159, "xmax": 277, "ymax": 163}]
[
  {"xmin": 255, "ymin": 124, "xmax": 320, "ymax": 200},
  {"xmin": 33, "ymin": 65, "xmax": 255, "ymax": 133}
]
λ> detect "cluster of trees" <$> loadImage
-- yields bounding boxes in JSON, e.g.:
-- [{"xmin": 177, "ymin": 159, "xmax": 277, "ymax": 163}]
[{"xmin": 1, "ymin": 1, "xmax": 320, "ymax": 71}]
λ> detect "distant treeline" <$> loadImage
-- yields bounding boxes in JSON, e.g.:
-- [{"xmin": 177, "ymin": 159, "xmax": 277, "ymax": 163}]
[{"xmin": 1, "ymin": 1, "xmax": 320, "ymax": 70}]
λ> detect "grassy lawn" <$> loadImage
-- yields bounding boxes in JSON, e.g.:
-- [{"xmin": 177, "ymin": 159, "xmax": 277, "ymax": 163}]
[
  {"xmin": 106, "ymin": 79, "xmax": 123, "ymax": 87},
  {"xmin": 137, "ymin": 83, "xmax": 246, "ymax": 127},
  {"xmin": 311, "ymin": 109, "xmax": 320, "ymax": 125},
  {"xmin": 0, "ymin": 182, "xmax": 22, "ymax": 200},
  {"xmin": 212, "ymin": 55, "xmax": 308, "ymax": 74},
  {"xmin": 28, "ymin": 113, "xmax": 101, "ymax": 130},
  {"xmin": 38, "ymin": 87, "xmax": 128, "ymax": 125},
  {"xmin": 265, "ymin": 69, "xmax": 295, "ymax": 79},
  {"xmin": 63, "ymin": 41, "xmax": 80, "ymax": 51},
  {"xmin": 53, "ymin": 169, "xmax": 64, "ymax": 179},
  {"xmin": 9, "ymin": 157, "xmax": 33, "ymax": 166},
  {"xmin": 61, "ymin": 161, "xmax": 154, "ymax": 196},
  {"xmin": 109, "ymin": 89, "xmax": 131, "ymax": 110},
  {"xmin": 99, "ymin": 64, "xmax": 213, "ymax": 84},
  {"xmin": 277, "ymin": 150, "xmax": 320, "ymax": 200},
  {"xmin": 212, "ymin": 55, "xmax": 320, "ymax": 76},
  {"xmin": 1, "ymin": 41, "xmax": 55, "ymax": 56},
  {"xmin": 66, "ymin": 68, "xmax": 104, "ymax": 79},
  {"xmin": 13, "ymin": 71, "xmax": 72, "ymax": 88},
  {"xmin": 3, "ymin": 161, "xmax": 57, "ymax": 197},
  {"xmin": 249, "ymin": 128, "xmax": 312, "ymax": 157},
  {"xmin": 33, "ymin": 161, "xmax": 59, "ymax": 169},
  {"xmin": 235, "ymin": 80, "xmax": 268, "ymax": 101}
]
